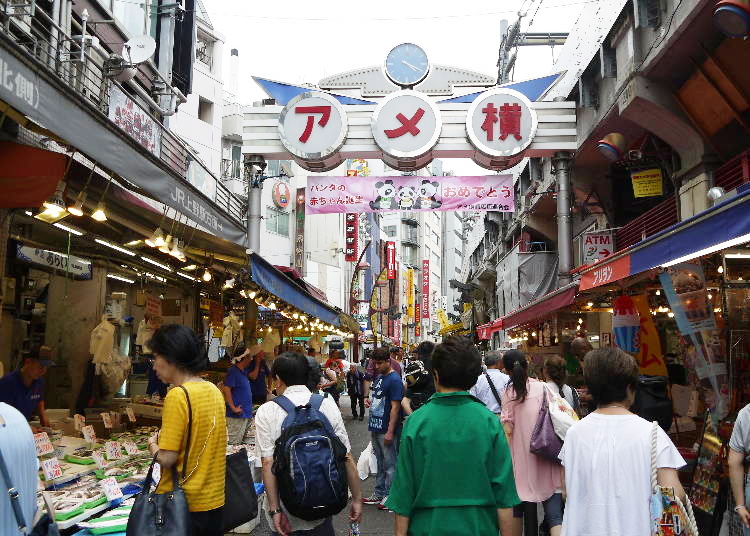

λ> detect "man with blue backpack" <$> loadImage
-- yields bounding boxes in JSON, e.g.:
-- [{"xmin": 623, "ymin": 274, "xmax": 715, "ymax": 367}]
[{"xmin": 254, "ymin": 352, "xmax": 363, "ymax": 536}]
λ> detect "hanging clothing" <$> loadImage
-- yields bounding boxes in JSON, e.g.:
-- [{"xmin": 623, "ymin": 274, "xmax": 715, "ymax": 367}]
[
  {"xmin": 90, "ymin": 316, "xmax": 115, "ymax": 368},
  {"xmin": 221, "ymin": 313, "xmax": 240, "ymax": 348},
  {"xmin": 135, "ymin": 319, "xmax": 155, "ymax": 353}
]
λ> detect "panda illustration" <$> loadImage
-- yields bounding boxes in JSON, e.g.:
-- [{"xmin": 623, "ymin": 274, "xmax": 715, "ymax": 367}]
[
  {"xmin": 417, "ymin": 179, "xmax": 443, "ymax": 210},
  {"xmin": 396, "ymin": 185, "xmax": 418, "ymax": 210},
  {"xmin": 369, "ymin": 180, "xmax": 397, "ymax": 210}
]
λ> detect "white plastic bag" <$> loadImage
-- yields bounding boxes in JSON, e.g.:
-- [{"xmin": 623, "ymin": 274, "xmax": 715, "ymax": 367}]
[
  {"xmin": 545, "ymin": 385, "xmax": 579, "ymax": 440},
  {"xmin": 357, "ymin": 442, "xmax": 378, "ymax": 480}
]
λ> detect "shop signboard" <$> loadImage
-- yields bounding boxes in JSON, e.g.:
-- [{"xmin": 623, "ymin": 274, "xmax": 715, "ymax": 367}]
[
  {"xmin": 579, "ymin": 254, "xmax": 631, "ymax": 291},
  {"xmin": 278, "ymin": 92, "xmax": 348, "ymax": 160},
  {"xmin": 294, "ymin": 188, "xmax": 306, "ymax": 272},
  {"xmin": 659, "ymin": 263, "xmax": 716, "ymax": 335},
  {"xmin": 145, "ymin": 295, "xmax": 162, "ymax": 317},
  {"xmin": 582, "ymin": 230, "xmax": 614, "ymax": 264},
  {"xmin": 272, "ymin": 182, "xmax": 291, "ymax": 209},
  {"xmin": 406, "ymin": 268, "xmax": 415, "ymax": 319},
  {"xmin": 345, "ymin": 213, "xmax": 358, "ymax": 262},
  {"xmin": 16, "ymin": 244, "xmax": 92, "ymax": 279},
  {"xmin": 109, "ymin": 85, "xmax": 161, "ymax": 157},
  {"xmin": 421, "ymin": 260, "xmax": 430, "ymax": 320},
  {"xmin": 386, "ymin": 242, "xmax": 396, "ymax": 279},
  {"xmin": 371, "ymin": 90, "xmax": 442, "ymax": 159},
  {"xmin": 34, "ymin": 432, "xmax": 54, "ymax": 456},
  {"xmin": 415, "ymin": 303, "xmax": 421, "ymax": 337},
  {"xmin": 631, "ymin": 294, "xmax": 667, "ymax": 376},
  {"xmin": 466, "ymin": 88, "xmax": 538, "ymax": 157},
  {"xmin": 41, "ymin": 457, "xmax": 63, "ymax": 481},
  {"xmin": 630, "ymin": 168, "xmax": 663, "ymax": 198},
  {"xmin": 306, "ymin": 175, "xmax": 513, "ymax": 214}
]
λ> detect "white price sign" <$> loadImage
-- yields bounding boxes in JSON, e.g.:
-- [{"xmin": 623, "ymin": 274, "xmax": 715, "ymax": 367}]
[
  {"xmin": 74, "ymin": 414, "xmax": 85, "ymax": 431},
  {"xmin": 125, "ymin": 407, "xmax": 136, "ymax": 423},
  {"xmin": 105, "ymin": 441, "xmax": 122, "ymax": 461},
  {"xmin": 41, "ymin": 457, "xmax": 63, "ymax": 481},
  {"xmin": 91, "ymin": 450, "xmax": 107, "ymax": 469},
  {"xmin": 81, "ymin": 425, "xmax": 96, "ymax": 444},
  {"xmin": 99, "ymin": 477, "xmax": 123, "ymax": 502},
  {"xmin": 123, "ymin": 441, "xmax": 139, "ymax": 456},
  {"xmin": 33, "ymin": 432, "xmax": 54, "ymax": 456},
  {"xmin": 101, "ymin": 412, "xmax": 113, "ymax": 429}
]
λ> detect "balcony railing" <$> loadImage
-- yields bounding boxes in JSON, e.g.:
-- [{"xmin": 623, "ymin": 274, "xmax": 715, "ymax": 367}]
[
  {"xmin": 0, "ymin": 1, "xmax": 243, "ymax": 224},
  {"xmin": 715, "ymin": 150, "xmax": 750, "ymax": 191},
  {"xmin": 615, "ymin": 196, "xmax": 678, "ymax": 251}
]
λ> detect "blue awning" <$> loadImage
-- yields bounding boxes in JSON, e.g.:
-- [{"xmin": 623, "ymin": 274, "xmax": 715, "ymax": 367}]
[
  {"xmin": 252, "ymin": 77, "xmax": 376, "ymax": 105},
  {"xmin": 438, "ymin": 73, "xmax": 563, "ymax": 103},
  {"xmin": 249, "ymin": 253, "xmax": 341, "ymax": 326}
]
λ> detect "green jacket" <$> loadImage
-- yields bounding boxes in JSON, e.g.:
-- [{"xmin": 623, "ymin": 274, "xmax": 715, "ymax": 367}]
[{"xmin": 386, "ymin": 391, "xmax": 520, "ymax": 536}]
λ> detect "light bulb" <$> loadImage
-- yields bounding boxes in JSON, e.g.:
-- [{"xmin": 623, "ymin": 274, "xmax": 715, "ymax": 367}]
[
  {"xmin": 91, "ymin": 204, "xmax": 107, "ymax": 222},
  {"xmin": 708, "ymin": 293, "xmax": 713, "ymax": 300},
  {"xmin": 667, "ymin": 312, "xmax": 675, "ymax": 318},
  {"xmin": 293, "ymin": 313, "xmax": 299, "ymax": 319},
  {"xmin": 146, "ymin": 227, "xmax": 165, "ymax": 248},
  {"xmin": 718, "ymin": 265, "xmax": 724, "ymax": 274},
  {"xmin": 267, "ymin": 326, "xmax": 272, "ymax": 332},
  {"xmin": 158, "ymin": 235, "xmax": 173, "ymax": 254},
  {"xmin": 655, "ymin": 289, "xmax": 661, "ymax": 296},
  {"xmin": 202, "ymin": 268, "xmax": 212, "ymax": 282},
  {"xmin": 586, "ymin": 302, "xmax": 593, "ymax": 307},
  {"xmin": 269, "ymin": 302, "xmax": 277, "ymax": 310},
  {"xmin": 67, "ymin": 193, "xmax": 85, "ymax": 217},
  {"xmin": 578, "ymin": 318, "xmax": 583, "ymax": 324},
  {"xmin": 249, "ymin": 290, "xmax": 257, "ymax": 299}
]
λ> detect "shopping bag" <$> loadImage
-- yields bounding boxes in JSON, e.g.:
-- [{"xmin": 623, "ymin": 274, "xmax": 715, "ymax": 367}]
[
  {"xmin": 545, "ymin": 385, "xmax": 579, "ymax": 440},
  {"xmin": 223, "ymin": 448, "xmax": 258, "ymax": 531},
  {"xmin": 530, "ymin": 389, "xmax": 563, "ymax": 461}
]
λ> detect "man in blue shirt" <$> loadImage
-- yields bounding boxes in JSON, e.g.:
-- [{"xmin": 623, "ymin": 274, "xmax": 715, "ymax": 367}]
[
  {"xmin": 364, "ymin": 347, "xmax": 404, "ymax": 510},
  {"xmin": 248, "ymin": 349, "xmax": 271, "ymax": 404},
  {"xmin": 222, "ymin": 344, "xmax": 255, "ymax": 445},
  {"xmin": 0, "ymin": 350, "xmax": 53, "ymax": 427},
  {"xmin": 0, "ymin": 403, "xmax": 38, "ymax": 535}
]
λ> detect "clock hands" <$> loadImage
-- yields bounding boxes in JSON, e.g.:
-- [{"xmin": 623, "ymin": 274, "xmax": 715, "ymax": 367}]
[{"xmin": 401, "ymin": 60, "xmax": 421, "ymax": 72}]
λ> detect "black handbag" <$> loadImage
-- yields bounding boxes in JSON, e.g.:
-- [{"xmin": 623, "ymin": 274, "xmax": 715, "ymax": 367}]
[
  {"xmin": 126, "ymin": 386, "xmax": 193, "ymax": 536},
  {"xmin": 222, "ymin": 448, "xmax": 258, "ymax": 531}
]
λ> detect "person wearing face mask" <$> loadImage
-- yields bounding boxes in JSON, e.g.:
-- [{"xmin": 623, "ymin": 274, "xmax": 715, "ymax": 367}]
[{"xmin": 0, "ymin": 347, "xmax": 54, "ymax": 428}]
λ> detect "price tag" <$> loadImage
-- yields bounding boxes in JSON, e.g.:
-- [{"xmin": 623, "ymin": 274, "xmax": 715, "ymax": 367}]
[
  {"xmin": 105, "ymin": 441, "xmax": 122, "ymax": 461},
  {"xmin": 99, "ymin": 477, "xmax": 123, "ymax": 502},
  {"xmin": 125, "ymin": 407, "xmax": 136, "ymax": 423},
  {"xmin": 33, "ymin": 432, "xmax": 54, "ymax": 456},
  {"xmin": 41, "ymin": 457, "xmax": 63, "ymax": 481},
  {"xmin": 53, "ymin": 447, "xmax": 65, "ymax": 459},
  {"xmin": 82, "ymin": 425, "xmax": 96, "ymax": 444},
  {"xmin": 91, "ymin": 450, "xmax": 107, "ymax": 469},
  {"xmin": 101, "ymin": 412, "xmax": 113, "ymax": 429},
  {"xmin": 74, "ymin": 414, "xmax": 85, "ymax": 431},
  {"xmin": 123, "ymin": 440, "xmax": 139, "ymax": 455}
]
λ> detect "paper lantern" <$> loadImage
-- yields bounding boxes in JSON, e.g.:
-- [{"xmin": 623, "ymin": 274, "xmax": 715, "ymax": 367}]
[
  {"xmin": 714, "ymin": 0, "xmax": 750, "ymax": 38},
  {"xmin": 597, "ymin": 133, "xmax": 626, "ymax": 162}
]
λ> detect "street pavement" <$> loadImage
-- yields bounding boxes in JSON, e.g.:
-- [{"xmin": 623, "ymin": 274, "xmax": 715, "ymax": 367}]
[{"xmin": 253, "ymin": 394, "xmax": 397, "ymax": 536}]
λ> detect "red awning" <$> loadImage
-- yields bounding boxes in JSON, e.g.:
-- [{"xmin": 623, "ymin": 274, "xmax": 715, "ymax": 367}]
[
  {"xmin": 477, "ymin": 318, "xmax": 503, "ymax": 340},
  {"xmin": 501, "ymin": 283, "xmax": 579, "ymax": 330},
  {"xmin": 0, "ymin": 142, "xmax": 67, "ymax": 208}
]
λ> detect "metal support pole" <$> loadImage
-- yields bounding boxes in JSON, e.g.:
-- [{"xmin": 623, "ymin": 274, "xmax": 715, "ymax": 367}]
[
  {"xmin": 553, "ymin": 150, "xmax": 573, "ymax": 286},
  {"xmin": 244, "ymin": 155, "xmax": 266, "ymax": 255}
]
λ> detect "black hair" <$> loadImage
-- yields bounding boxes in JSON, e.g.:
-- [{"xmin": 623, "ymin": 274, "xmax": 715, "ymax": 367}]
[
  {"xmin": 584, "ymin": 347, "xmax": 639, "ymax": 407},
  {"xmin": 389, "ymin": 346, "xmax": 401, "ymax": 354},
  {"xmin": 544, "ymin": 355, "xmax": 567, "ymax": 392},
  {"xmin": 370, "ymin": 347, "xmax": 390, "ymax": 362},
  {"xmin": 432, "ymin": 336, "xmax": 481, "ymax": 390},
  {"xmin": 414, "ymin": 341, "xmax": 435, "ymax": 358},
  {"xmin": 147, "ymin": 324, "xmax": 207, "ymax": 374},
  {"xmin": 503, "ymin": 349, "xmax": 529, "ymax": 402},
  {"xmin": 271, "ymin": 351, "xmax": 315, "ymax": 387}
]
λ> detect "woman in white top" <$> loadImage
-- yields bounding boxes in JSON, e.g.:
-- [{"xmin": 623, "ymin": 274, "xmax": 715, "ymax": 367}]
[
  {"xmin": 543, "ymin": 355, "xmax": 578, "ymax": 412},
  {"xmin": 559, "ymin": 347, "xmax": 686, "ymax": 536}
]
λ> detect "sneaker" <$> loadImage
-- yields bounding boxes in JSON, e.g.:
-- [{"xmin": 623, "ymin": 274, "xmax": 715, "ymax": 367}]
[
  {"xmin": 378, "ymin": 497, "xmax": 393, "ymax": 512},
  {"xmin": 362, "ymin": 494, "xmax": 384, "ymax": 505}
]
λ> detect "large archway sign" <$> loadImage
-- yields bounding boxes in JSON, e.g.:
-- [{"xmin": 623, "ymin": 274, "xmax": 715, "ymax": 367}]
[{"xmin": 245, "ymin": 87, "xmax": 575, "ymax": 172}]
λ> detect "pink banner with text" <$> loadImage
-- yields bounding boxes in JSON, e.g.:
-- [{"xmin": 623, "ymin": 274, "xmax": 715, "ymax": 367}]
[{"xmin": 306, "ymin": 175, "xmax": 514, "ymax": 214}]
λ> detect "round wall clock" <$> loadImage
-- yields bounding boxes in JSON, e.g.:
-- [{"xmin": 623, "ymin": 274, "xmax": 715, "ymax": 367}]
[{"xmin": 384, "ymin": 43, "xmax": 430, "ymax": 87}]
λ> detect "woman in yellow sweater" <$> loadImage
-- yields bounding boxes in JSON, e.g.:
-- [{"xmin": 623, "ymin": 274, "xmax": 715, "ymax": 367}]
[{"xmin": 146, "ymin": 325, "xmax": 227, "ymax": 536}]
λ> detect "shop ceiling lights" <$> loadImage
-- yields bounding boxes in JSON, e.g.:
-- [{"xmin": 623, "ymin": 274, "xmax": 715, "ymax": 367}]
[
  {"xmin": 140, "ymin": 256, "xmax": 173, "ymax": 272},
  {"xmin": 95, "ymin": 238, "xmax": 136, "ymax": 257},
  {"xmin": 53, "ymin": 222, "xmax": 84, "ymax": 236},
  {"xmin": 202, "ymin": 268, "xmax": 212, "ymax": 282},
  {"xmin": 145, "ymin": 227, "xmax": 165, "ymax": 248},
  {"xmin": 107, "ymin": 274, "xmax": 135, "ymax": 284},
  {"xmin": 67, "ymin": 191, "xmax": 86, "ymax": 217},
  {"xmin": 42, "ymin": 181, "xmax": 67, "ymax": 217},
  {"xmin": 91, "ymin": 203, "xmax": 107, "ymax": 222},
  {"xmin": 726, "ymin": 253, "xmax": 750, "ymax": 258},
  {"xmin": 168, "ymin": 238, "xmax": 185, "ymax": 261},
  {"xmin": 249, "ymin": 290, "xmax": 257, "ymax": 299},
  {"xmin": 661, "ymin": 233, "xmax": 750, "ymax": 267},
  {"xmin": 176, "ymin": 271, "xmax": 197, "ymax": 281},
  {"xmin": 183, "ymin": 264, "xmax": 198, "ymax": 271},
  {"xmin": 158, "ymin": 234, "xmax": 173, "ymax": 254}
]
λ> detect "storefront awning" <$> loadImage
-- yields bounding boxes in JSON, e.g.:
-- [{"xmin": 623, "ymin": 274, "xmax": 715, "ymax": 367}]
[
  {"xmin": 249, "ymin": 253, "xmax": 345, "ymax": 328},
  {"xmin": 501, "ymin": 282, "xmax": 579, "ymax": 330},
  {"xmin": 579, "ymin": 184, "xmax": 750, "ymax": 291},
  {"xmin": 0, "ymin": 142, "xmax": 67, "ymax": 207},
  {"xmin": 476, "ymin": 318, "xmax": 503, "ymax": 340}
]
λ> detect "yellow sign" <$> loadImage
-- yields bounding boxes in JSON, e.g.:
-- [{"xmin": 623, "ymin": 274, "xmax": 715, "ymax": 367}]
[
  {"xmin": 631, "ymin": 294, "xmax": 668, "ymax": 376},
  {"xmin": 631, "ymin": 168, "xmax": 663, "ymax": 198},
  {"xmin": 406, "ymin": 268, "xmax": 415, "ymax": 319},
  {"xmin": 436, "ymin": 309, "xmax": 449, "ymax": 328}
]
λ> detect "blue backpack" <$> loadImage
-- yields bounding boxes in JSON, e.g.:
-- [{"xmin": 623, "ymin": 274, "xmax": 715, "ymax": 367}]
[{"xmin": 271, "ymin": 394, "xmax": 349, "ymax": 521}]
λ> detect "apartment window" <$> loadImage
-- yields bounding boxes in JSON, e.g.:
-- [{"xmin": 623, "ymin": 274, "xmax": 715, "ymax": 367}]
[
  {"xmin": 384, "ymin": 225, "xmax": 397, "ymax": 238},
  {"xmin": 431, "ymin": 230, "xmax": 440, "ymax": 245},
  {"xmin": 402, "ymin": 245, "xmax": 419, "ymax": 267},
  {"xmin": 198, "ymin": 97, "xmax": 214, "ymax": 123},
  {"xmin": 112, "ymin": 0, "xmax": 157, "ymax": 38},
  {"xmin": 231, "ymin": 145, "xmax": 241, "ymax": 178},
  {"xmin": 266, "ymin": 207, "xmax": 289, "ymax": 236},
  {"xmin": 431, "ymin": 251, "xmax": 440, "ymax": 268},
  {"xmin": 196, "ymin": 37, "xmax": 213, "ymax": 70}
]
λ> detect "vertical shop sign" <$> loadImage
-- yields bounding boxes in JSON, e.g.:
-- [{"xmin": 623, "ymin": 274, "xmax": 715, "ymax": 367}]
[
  {"xmin": 406, "ymin": 268, "xmax": 415, "ymax": 319},
  {"xmin": 421, "ymin": 260, "xmax": 430, "ymax": 320},
  {"xmin": 630, "ymin": 294, "xmax": 667, "ymax": 376},
  {"xmin": 415, "ymin": 303, "xmax": 421, "ymax": 337},
  {"xmin": 294, "ymin": 188, "xmax": 306, "ymax": 272},
  {"xmin": 386, "ymin": 242, "xmax": 396, "ymax": 279},
  {"xmin": 345, "ymin": 213, "xmax": 358, "ymax": 262}
]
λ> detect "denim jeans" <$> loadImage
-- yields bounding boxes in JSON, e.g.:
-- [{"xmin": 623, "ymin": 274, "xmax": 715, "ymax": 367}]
[{"xmin": 372, "ymin": 432, "xmax": 397, "ymax": 498}]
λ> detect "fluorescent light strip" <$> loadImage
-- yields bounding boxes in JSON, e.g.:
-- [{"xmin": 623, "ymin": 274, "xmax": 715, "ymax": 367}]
[
  {"xmin": 107, "ymin": 274, "xmax": 135, "ymax": 284},
  {"xmin": 25, "ymin": 211, "xmax": 33, "ymax": 216},
  {"xmin": 140, "ymin": 256, "xmax": 173, "ymax": 272},
  {"xmin": 176, "ymin": 271, "xmax": 197, "ymax": 281},
  {"xmin": 95, "ymin": 238, "xmax": 136, "ymax": 257},
  {"xmin": 53, "ymin": 222, "xmax": 84, "ymax": 236},
  {"xmin": 725, "ymin": 253, "xmax": 750, "ymax": 259},
  {"xmin": 661, "ymin": 233, "xmax": 750, "ymax": 268}
]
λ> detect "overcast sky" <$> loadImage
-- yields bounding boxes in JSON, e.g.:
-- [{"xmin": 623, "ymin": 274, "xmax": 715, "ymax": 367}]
[{"xmin": 203, "ymin": 0, "xmax": 587, "ymax": 104}]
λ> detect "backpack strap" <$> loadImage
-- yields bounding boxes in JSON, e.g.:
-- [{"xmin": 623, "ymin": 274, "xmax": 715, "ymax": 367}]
[
  {"xmin": 0, "ymin": 445, "xmax": 28, "ymax": 533},
  {"xmin": 484, "ymin": 371, "xmax": 503, "ymax": 411},
  {"xmin": 273, "ymin": 395, "xmax": 298, "ymax": 429},
  {"xmin": 309, "ymin": 393, "xmax": 324, "ymax": 411}
]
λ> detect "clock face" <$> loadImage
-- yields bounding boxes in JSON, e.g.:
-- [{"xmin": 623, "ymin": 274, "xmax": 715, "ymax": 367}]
[{"xmin": 385, "ymin": 43, "xmax": 430, "ymax": 87}]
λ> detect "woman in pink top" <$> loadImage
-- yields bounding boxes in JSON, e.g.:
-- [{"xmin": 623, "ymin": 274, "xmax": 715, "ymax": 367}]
[{"xmin": 501, "ymin": 350, "xmax": 563, "ymax": 536}]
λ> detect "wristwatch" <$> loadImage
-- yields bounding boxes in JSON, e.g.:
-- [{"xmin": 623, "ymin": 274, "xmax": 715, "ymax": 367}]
[{"xmin": 268, "ymin": 508, "xmax": 283, "ymax": 516}]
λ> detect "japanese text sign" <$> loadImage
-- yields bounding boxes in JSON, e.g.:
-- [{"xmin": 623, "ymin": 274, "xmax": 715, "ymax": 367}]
[
  {"xmin": 415, "ymin": 303, "xmax": 421, "ymax": 338},
  {"xmin": 659, "ymin": 263, "xmax": 716, "ymax": 335},
  {"xmin": 92, "ymin": 450, "xmax": 107, "ymax": 469},
  {"xmin": 109, "ymin": 85, "xmax": 161, "ymax": 157},
  {"xmin": 306, "ymin": 175, "xmax": 514, "ymax": 215},
  {"xmin": 278, "ymin": 92, "xmax": 347, "ymax": 160},
  {"xmin": 101, "ymin": 412, "xmax": 113, "ymax": 429},
  {"xmin": 421, "ymin": 260, "xmax": 430, "ymax": 319},
  {"xmin": 105, "ymin": 441, "xmax": 123, "ymax": 461},
  {"xmin": 345, "ymin": 213, "xmax": 358, "ymax": 262},
  {"xmin": 631, "ymin": 294, "xmax": 667, "ymax": 376},
  {"xmin": 145, "ymin": 295, "xmax": 162, "ymax": 317},
  {"xmin": 125, "ymin": 407, "xmax": 136, "ymax": 423},
  {"xmin": 466, "ymin": 88, "xmax": 537, "ymax": 157},
  {"xmin": 294, "ymin": 188, "xmax": 306, "ymax": 272},
  {"xmin": 99, "ymin": 477, "xmax": 123, "ymax": 502},
  {"xmin": 82, "ymin": 425, "xmax": 96, "ymax": 444},
  {"xmin": 123, "ymin": 440, "xmax": 140, "ymax": 455},
  {"xmin": 41, "ymin": 457, "xmax": 63, "ymax": 481},
  {"xmin": 582, "ymin": 230, "xmax": 614, "ymax": 264},
  {"xmin": 371, "ymin": 90, "xmax": 441, "ymax": 158},
  {"xmin": 579, "ymin": 255, "xmax": 632, "ymax": 291},
  {"xmin": 74, "ymin": 414, "xmax": 85, "ymax": 431},
  {"xmin": 631, "ymin": 168, "xmax": 663, "ymax": 198},
  {"xmin": 16, "ymin": 244, "xmax": 92, "ymax": 279},
  {"xmin": 34, "ymin": 432, "xmax": 54, "ymax": 456},
  {"xmin": 386, "ymin": 242, "xmax": 396, "ymax": 279}
]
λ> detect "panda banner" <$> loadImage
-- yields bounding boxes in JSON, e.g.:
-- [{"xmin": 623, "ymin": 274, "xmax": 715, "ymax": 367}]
[{"xmin": 305, "ymin": 175, "xmax": 515, "ymax": 214}]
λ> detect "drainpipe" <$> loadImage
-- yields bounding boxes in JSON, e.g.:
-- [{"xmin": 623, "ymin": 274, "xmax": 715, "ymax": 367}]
[{"xmin": 553, "ymin": 150, "xmax": 573, "ymax": 286}]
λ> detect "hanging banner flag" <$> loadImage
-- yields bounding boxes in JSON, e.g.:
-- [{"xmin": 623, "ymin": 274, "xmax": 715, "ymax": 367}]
[
  {"xmin": 612, "ymin": 294, "xmax": 640, "ymax": 353},
  {"xmin": 421, "ymin": 260, "xmax": 430, "ymax": 320},
  {"xmin": 630, "ymin": 294, "xmax": 668, "ymax": 376},
  {"xmin": 386, "ymin": 242, "xmax": 396, "ymax": 279},
  {"xmin": 344, "ymin": 213, "xmax": 358, "ymax": 262},
  {"xmin": 630, "ymin": 168, "xmax": 663, "ymax": 198},
  {"xmin": 306, "ymin": 175, "xmax": 514, "ymax": 214},
  {"xmin": 406, "ymin": 268, "xmax": 415, "ymax": 319},
  {"xmin": 415, "ymin": 303, "xmax": 421, "ymax": 338},
  {"xmin": 659, "ymin": 263, "xmax": 716, "ymax": 335},
  {"xmin": 294, "ymin": 188, "xmax": 306, "ymax": 272}
]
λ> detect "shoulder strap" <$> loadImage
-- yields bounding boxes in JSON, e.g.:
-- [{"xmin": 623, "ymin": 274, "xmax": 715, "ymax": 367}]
[
  {"xmin": 484, "ymin": 371, "xmax": 503, "ymax": 409},
  {"xmin": 0, "ymin": 446, "xmax": 27, "ymax": 532},
  {"xmin": 309, "ymin": 393, "xmax": 324, "ymax": 410},
  {"xmin": 273, "ymin": 395, "xmax": 298, "ymax": 430},
  {"xmin": 178, "ymin": 386, "xmax": 193, "ymax": 481}
]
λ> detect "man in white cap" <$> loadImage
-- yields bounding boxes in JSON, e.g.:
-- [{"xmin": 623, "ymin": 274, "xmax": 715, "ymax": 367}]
[{"xmin": 222, "ymin": 344, "xmax": 260, "ymax": 445}]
